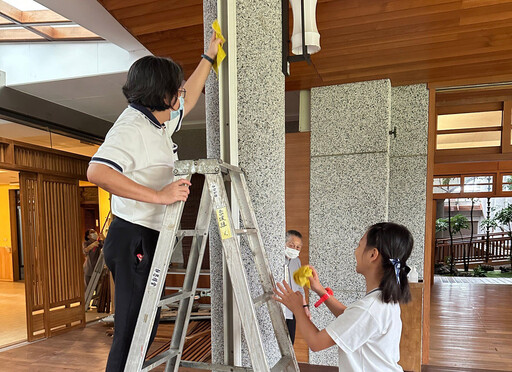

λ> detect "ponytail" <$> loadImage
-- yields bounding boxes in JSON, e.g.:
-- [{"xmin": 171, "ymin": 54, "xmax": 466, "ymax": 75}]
[{"xmin": 366, "ymin": 222, "xmax": 414, "ymax": 304}]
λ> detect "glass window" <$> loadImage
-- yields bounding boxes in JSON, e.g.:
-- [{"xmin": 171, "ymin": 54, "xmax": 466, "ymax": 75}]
[
  {"xmin": 433, "ymin": 177, "xmax": 461, "ymax": 194},
  {"xmin": 434, "ymin": 177, "xmax": 460, "ymax": 186},
  {"xmin": 437, "ymin": 111, "xmax": 502, "ymax": 131},
  {"xmin": 503, "ymin": 175, "xmax": 512, "ymax": 192},
  {"xmin": 463, "ymin": 175, "xmax": 493, "ymax": 193},
  {"xmin": 436, "ymin": 131, "xmax": 501, "ymax": 150}
]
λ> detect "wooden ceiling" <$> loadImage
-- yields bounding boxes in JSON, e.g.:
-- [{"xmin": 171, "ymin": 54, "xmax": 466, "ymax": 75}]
[{"xmin": 98, "ymin": 0, "xmax": 512, "ymax": 90}]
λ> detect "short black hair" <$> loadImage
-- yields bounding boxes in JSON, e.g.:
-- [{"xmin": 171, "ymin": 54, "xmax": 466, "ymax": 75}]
[
  {"xmin": 365, "ymin": 222, "xmax": 413, "ymax": 304},
  {"xmin": 84, "ymin": 229, "xmax": 94, "ymax": 241},
  {"xmin": 122, "ymin": 56, "xmax": 184, "ymax": 111},
  {"xmin": 286, "ymin": 230, "xmax": 303, "ymax": 240}
]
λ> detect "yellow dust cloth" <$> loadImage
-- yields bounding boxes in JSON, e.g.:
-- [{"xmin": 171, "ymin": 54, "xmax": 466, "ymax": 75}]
[
  {"xmin": 293, "ymin": 265, "xmax": 313, "ymax": 288},
  {"xmin": 212, "ymin": 19, "xmax": 226, "ymax": 75}
]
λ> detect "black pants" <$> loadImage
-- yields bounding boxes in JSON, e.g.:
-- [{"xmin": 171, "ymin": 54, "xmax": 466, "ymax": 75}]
[
  {"xmin": 286, "ymin": 316, "xmax": 296, "ymax": 345},
  {"xmin": 103, "ymin": 217, "xmax": 161, "ymax": 372}
]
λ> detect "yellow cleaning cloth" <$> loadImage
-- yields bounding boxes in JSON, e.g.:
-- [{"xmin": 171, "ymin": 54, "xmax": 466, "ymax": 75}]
[
  {"xmin": 212, "ymin": 19, "xmax": 226, "ymax": 75},
  {"xmin": 293, "ymin": 265, "xmax": 313, "ymax": 288}
]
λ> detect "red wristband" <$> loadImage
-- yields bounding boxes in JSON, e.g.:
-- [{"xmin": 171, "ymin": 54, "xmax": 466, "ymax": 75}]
[{"xmin": 314, "ymin": 287, "xmax": 333, "ymax": 308}]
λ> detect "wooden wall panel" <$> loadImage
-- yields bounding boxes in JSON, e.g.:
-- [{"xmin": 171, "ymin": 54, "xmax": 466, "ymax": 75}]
[
  {"xmin": 41, "ymin": 175, "xmax": 85, "ymax": 336},
  {"xmin": 0, "ymin": 138, "xmax": 89, "ymax": 180},
  {"xmin": 399, "ymin": 283, "xmax": 424, "ymax": 372},
  {"xmin": 19, "ymin": 172, "xmax": 46, "ymax": 341},
  {"xmin": 285, "ymin": 132, "xmax": 311, "ymax": 363}
]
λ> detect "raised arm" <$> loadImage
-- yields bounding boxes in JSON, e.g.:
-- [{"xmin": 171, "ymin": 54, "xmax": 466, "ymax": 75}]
[
  {"xmin": 183, "ymin": 31, "xmax": 222, "ymax": 115},
  {"xmin": 309, "ymin": 266, "xmax": 347, "ymax": 317}
]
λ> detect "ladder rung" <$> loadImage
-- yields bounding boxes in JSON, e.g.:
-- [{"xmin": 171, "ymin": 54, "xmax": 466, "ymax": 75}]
[
  {"xmin": 235, "ymin": 228, "xmax": 258, "ymax": 235},
  {"xmin": 158, "ymin": 291, "xmax": 194, "ymax": 307},
  {"xmin": 270, "ymin": 356, "xmax": 294, "ymax": 372},
  {"xmin": 180, "ymin": 361, "xmax": 253, "ymax": 371},
  {"xmin": 252, "ymin": 292, "xmax": 274, "ymax": 308},
  {"xmin": 167, "ymin": 268, "xmax": 211, "ymax": 276},
  {"xmin": 142, "ymin": 348, "xmax": 180, "ymax": 372},
  {"xmin": 177, "ymin": 229, "xmax": 208, "ymax": 237},
  {"xmin": 165, "ymin": 286, "xmax": 210, "ymax": 292}
]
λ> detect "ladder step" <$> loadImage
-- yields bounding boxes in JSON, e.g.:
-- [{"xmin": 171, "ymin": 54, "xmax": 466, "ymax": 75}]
[
  {"xmin": 180, "ymin": 361, "xmax": 253, "ymax": 371},
  {"xmin": 270, "ymin": 356, "xmax": 294, "ymax": 372},
  {"xmin": 142, "ymin": 348, "xmax": 180, "ymax": 372},
  {"xmin": 165, "ymin": 286, "xmax": 209, "ymax": 292},
  {"xmin": 252, "ymin": 292, "xmax": 274, "ymax": 308},
  {"xmin": 158, "ymin": 291, "xmax": 194, "ymax": 307},
  {"xmin": 177, "ymin": 229, "xmax": 208, "ymax": 237},
  {"xmin": 235, "ymin": 228, "xmax": 258, "ymax": 235}
]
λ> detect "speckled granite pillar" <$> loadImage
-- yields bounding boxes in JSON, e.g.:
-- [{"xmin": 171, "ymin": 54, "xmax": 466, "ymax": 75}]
[
  {"xmin": 309, "ymin": 80, "xmax": 392, "ymax": 365},
  {"xmin": 204, "ymin": 0, "xmax": 285, "ymax": 368},
  {"xmin": 203, "ymin": 0, "xmax": 223, "ymax": 364},
  {"xmin": 389, "ymin": 84, "xmax": 429, "ymax": 278},
  {"xmin": 309, "ymin": 81, "xmax": 429, "ymax": 366}
]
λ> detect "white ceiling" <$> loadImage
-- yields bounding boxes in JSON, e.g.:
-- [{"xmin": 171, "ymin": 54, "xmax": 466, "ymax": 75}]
[{"xmin": 10, "ymin": 72, "xmax": 207, "ymax": 125}]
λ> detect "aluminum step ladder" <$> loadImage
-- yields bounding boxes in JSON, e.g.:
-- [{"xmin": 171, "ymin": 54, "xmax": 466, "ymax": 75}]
[
  {"xmin": 84, "ymin": 250, "xmax": 106, "ymax": 311},
  {"xmin": 124, "ymin": 159, "xmax": 299, "ymax": 372}
]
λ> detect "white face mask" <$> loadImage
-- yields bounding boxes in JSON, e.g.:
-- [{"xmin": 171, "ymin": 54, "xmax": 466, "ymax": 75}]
[
  {"xmin": 90, "ymin": 233, "xmax": 98, "ymax": 241},
  {"xmin": 285, "ymin": 247, "xmax": 300, "ymax": 259}
]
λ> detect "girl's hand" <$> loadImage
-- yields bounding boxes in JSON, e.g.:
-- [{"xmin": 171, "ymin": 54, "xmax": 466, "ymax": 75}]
[
  {"xmin": 155, "ymin": 179, "xmax": 191, "ymax": 205},
  {"xmin": 273, "ymin": 281, "xmax": 304, "ymax": 315},
  {"xmin": 308, "ymin": 266, "xmax": 326, "ymax": 296},
  {"xmin": 206, "ymin": 30, "xmax": 223, "ymax": 60}
]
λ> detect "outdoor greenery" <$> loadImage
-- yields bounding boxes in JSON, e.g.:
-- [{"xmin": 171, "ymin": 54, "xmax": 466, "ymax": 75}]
[{"xmin": 436, "ymin": 200, "xmax": 512, "ymax": 277}]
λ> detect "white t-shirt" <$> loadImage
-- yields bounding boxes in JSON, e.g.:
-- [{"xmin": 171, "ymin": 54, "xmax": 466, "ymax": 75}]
[
  {"xmin": 283, "ymin": 256, "xmax": 304, "ymax": 319},
  {"xmin": 325, "ymin": 289, "xmax": 403, "ymax": 372},
  {"xmin": 90, "ymin": 104, "xmax": 183, "ymax": 231}
]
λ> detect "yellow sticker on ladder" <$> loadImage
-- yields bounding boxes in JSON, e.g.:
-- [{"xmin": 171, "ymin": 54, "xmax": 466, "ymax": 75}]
[{"xmin": 216, "ymin": 207, "xmax": 232, "ymax": 240}]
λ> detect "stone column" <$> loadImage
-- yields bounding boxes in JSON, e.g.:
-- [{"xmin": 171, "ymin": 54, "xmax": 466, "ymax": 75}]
[
  {"xmin": 308, "ymin": 80, "xmax": 429, "ymax": 366},
  {"xmin": 204, "ymin": 0, "xmax": 285, "ymax": 367},
  {"xmin": 388, "ymin": 85, "xmax": 429, "ymax": 277},
  {"xmin": 309, "ymin": 79, "xmax": 392, "ymax": 365}
]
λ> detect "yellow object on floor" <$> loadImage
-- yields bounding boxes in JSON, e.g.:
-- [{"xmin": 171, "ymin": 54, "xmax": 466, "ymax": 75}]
[
  {"xmin": 212, "ymin": 19, "xmax": 226, "ymax": 75},
  {"xmin": 293, "ymin": 265, "xmax": 312, "ymax": 288}
]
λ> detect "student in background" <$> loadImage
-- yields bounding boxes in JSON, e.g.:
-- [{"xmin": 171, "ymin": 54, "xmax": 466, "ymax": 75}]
[
  {"xmin": 83, "ymin": 228, "xmax": 104, "ymax": 287},
  {"xmin": 283, "ymin": 230, "xmax": 311, "ymax": 344}
]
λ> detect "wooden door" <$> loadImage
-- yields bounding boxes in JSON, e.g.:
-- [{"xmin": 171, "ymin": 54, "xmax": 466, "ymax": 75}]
[{"xmin": 20, "ymin": 172, "xmax": 85, "ymax": 341}]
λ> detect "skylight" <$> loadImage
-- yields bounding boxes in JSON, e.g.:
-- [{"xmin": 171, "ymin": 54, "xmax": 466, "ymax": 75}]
[
  {"xmin": 0, "ymin": 0, "xmax": 102, "ymax": 42},
  {"xmin": 3, "ymin": 0, "xmax": 46, "ymax": 11}
]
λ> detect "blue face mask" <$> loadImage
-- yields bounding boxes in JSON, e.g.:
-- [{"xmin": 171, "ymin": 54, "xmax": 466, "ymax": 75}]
[{"xmin": 170, "ymin": 96, "xmax": 184, "ymax": 121}]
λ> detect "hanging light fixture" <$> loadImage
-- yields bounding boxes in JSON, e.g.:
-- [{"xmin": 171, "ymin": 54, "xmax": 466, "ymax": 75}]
[{"xmin": 282, "ymin": 0, "xmax": 321, "ymax": 76}]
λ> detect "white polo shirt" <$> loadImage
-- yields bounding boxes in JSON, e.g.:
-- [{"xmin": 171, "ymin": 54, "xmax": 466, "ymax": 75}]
[
  {"xmin": 325, "ymin": 289, "xmax": 403, "ymax": 372},
  {"xmin": 90, "ymin": 103, "xmax": 184, "ymax": 231}
]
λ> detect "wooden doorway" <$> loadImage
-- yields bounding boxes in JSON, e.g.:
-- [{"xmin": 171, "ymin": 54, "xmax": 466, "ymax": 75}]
[{"xmin": 20, "ymin": 172, "xmax": 85, "ymax": 341}]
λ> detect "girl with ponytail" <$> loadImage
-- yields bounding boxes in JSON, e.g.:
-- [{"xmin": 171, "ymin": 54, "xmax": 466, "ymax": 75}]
[{"xmin": 274, "ymin": 222, "xmax": 414, "ymax": 372}]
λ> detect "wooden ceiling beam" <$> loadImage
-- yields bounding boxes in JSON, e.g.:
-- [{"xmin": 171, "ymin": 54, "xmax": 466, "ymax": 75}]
[
  {"xmin": 0, "ymin": 0, "xmax": 21, "ymax": 22},
  {"xmin": 121, "ymin": 5, "xmax": 203, "ymax": 36},
  {"xmin": 0, "ymin": 28, "xmax": 44, "ymax": 41},
  {"xmin": 107, "ymin": 0, "xmax": 202, "ymax": 20}
]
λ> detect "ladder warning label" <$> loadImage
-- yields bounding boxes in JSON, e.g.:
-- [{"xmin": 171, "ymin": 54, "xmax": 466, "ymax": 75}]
[
  {"xmin": 215, "ymin": 207, "xmax": 232, "ymax": 240},
  {"xmin": 150, "ymin": 268, "xmax": 161, "ymax": 287}
]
